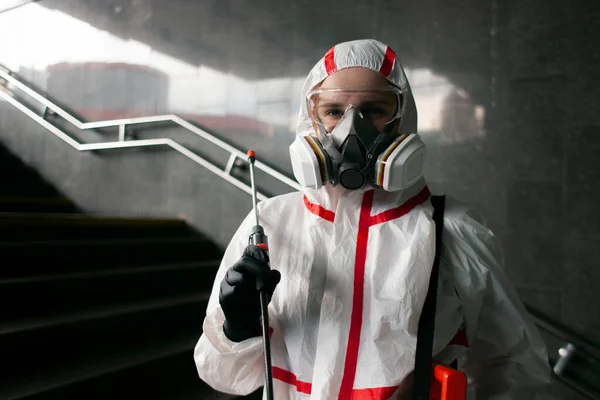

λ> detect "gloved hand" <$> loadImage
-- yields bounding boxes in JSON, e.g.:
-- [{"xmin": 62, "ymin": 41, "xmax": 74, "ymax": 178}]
[{"xmin": 219, "ymin": 245, "xmax": 281, "ymax": 342}]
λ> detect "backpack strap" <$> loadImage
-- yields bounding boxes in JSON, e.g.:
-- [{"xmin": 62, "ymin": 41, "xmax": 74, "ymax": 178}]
[{"xmin": 412, "ymin": 195, "xmax": 446, "ymax": 400}]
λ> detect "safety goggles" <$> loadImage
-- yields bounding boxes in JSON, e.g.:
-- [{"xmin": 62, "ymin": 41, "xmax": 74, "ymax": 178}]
[{"xmin": 306, "ymin": 87, "xmax": 404, "ymax": 132}]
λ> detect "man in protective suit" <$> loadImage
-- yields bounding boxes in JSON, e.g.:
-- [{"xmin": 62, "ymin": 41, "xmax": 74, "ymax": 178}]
[{"xmin": 194, "ymin": 39, "xmax": 550, "ymax": 399}]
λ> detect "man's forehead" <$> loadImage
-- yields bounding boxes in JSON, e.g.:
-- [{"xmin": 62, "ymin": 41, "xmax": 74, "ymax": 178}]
[
  {"xmin": 316, "ymin": 91, "xmax": 394, "ymax": 105},
  {"xmin": 320, "ymin": 67, "xmax": 390, "ymax": 90}
]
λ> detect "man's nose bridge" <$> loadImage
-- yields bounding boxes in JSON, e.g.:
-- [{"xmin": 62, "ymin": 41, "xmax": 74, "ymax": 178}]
[
  {"xmin": 344, "ymin": 104, "xmax": 365, "ymax": 120},
  {"xmin": 330, "ymin": 108, "xmax": 358, "ymax": 146}
]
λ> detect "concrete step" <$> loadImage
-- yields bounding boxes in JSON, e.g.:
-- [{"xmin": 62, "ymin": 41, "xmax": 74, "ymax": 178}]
[
  {"xmin": 0, "ymin": 212, "xmax": 195, "ymax": 240},
  {"xmin": 1, "ymin": 260, "xmax": 220, "ymax": 330},
  {"xmin": 0, "ymin": 294, "xmax": 209, "ymax": 399},
  {"xmin": 0, "ymin": 236, "xmax": 222, "ymax": 278}
]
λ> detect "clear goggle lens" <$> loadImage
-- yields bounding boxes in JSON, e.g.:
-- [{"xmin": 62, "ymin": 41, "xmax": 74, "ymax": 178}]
[{"xmin": 306, "ymin": 87, "xmax": 403, "ymax": 132}]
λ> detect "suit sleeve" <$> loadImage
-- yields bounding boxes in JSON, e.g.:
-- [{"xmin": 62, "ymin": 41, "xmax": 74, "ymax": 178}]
[
  {"xmin": 443, "ymin": 203, "xmax": 551, "ymax": 399},
  {"xmin": 193, "ymin": 210, "xmax": 273, "ymax": 395}
]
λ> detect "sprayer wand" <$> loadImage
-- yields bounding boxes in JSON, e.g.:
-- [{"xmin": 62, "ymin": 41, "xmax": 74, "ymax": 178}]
[{"xmin": 246, "ymin": 150, "xmax": 274, "ymax": 400}]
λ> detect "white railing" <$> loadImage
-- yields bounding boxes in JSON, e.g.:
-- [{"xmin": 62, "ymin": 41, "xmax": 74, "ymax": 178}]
[
  {"xmin": 0, "ymin": 0, "xmax": 38, "ymax": 14},
  {"xmin": 0, "ymin": 64, "xmax": 301, "ymax": 202}
]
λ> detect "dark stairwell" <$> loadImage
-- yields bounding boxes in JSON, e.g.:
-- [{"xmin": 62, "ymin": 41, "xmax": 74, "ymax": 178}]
[{"xmin": 0, "ymin": 143, "xmax": 261, "ymax": 399}]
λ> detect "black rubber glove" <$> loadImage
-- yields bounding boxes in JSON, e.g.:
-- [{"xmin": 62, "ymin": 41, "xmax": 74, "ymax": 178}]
[{"xmin": 219, "ymin": 245, "xmax": 281, "ymax": 342}]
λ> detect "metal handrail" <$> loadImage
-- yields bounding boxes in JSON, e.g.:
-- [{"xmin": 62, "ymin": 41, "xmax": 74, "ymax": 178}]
[
  {"xmin": 527, "ymin": 305, "xmax": 600, "ymax": 399},
  {"xmin": 527, "ymin": 306, "xmax": 600, "ymax": 358},
  {"xmin": 0, "ymin": 0, "xmax": 39, "ymax": 15},
  {"xmin": 0, "ymin": 64, "xmax": 301, "ymax": 201}
]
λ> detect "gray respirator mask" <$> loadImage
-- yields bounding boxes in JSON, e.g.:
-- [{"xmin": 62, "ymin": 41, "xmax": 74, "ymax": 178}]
[
  {"xmin": 289, "ymin": 105, "xmax": 426, "ymax": 192},
  {"xmin": 317, "ymin": 106, "xmax": 395, "ymax": 189}
]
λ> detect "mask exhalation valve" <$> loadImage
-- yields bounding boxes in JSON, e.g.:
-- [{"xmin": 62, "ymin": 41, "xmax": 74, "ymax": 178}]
[{"xmin": 338, "ymin": 164, "xmax": 365, "ymax": 189}]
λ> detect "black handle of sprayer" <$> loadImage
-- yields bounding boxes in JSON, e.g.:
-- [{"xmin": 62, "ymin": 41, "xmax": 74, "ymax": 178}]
[{"xmin": 248, "ymin": 226, "xmax": 274, "ymax": 400}]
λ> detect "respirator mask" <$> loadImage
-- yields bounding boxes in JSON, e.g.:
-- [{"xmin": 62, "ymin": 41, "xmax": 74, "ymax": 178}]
[{"xmin": 289, "ymin": 87, "xmax": 425, "ymax": 191}]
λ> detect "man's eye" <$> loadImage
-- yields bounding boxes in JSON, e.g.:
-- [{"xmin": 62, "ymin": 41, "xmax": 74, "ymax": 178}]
[{"xmin": 324, "ymin": 109, "xmax": 344, "ymax": 118}]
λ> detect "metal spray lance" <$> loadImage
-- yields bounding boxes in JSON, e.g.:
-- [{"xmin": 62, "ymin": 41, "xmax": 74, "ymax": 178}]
[{"xmin": 246, "ymin": 150, "xmax": 274, "ymax": 400}]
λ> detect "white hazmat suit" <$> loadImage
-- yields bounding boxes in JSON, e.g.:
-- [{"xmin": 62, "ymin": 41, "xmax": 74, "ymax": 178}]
[{"xmin": 195, "ymin": 39, "xmax": 550, "ymax": 400}]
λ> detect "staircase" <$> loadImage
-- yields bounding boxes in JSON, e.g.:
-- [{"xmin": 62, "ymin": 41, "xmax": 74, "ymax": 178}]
[{"xmin": 0, "ymin": 144, "xmax": 262, "ymax": 399}]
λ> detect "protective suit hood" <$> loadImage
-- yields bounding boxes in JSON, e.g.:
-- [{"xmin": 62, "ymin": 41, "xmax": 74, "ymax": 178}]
[
  {"xmin": 290, "ymin": 39, "xmax": 424, "ymax": 192},
  {"xmin": 296, "ymin": 39, "xmax": 418, "ymax": 138}
]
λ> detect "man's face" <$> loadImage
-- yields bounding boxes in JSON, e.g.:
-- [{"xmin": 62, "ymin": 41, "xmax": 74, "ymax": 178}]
[{"xmin": 310, "ymin": 67, "xmax": 401, "ymax": 135}]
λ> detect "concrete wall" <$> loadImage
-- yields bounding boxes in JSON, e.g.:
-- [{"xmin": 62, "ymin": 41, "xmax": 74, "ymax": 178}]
[{"xmin": 0, "ymin": 103, "xmax": 253, "ymax": 249}]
